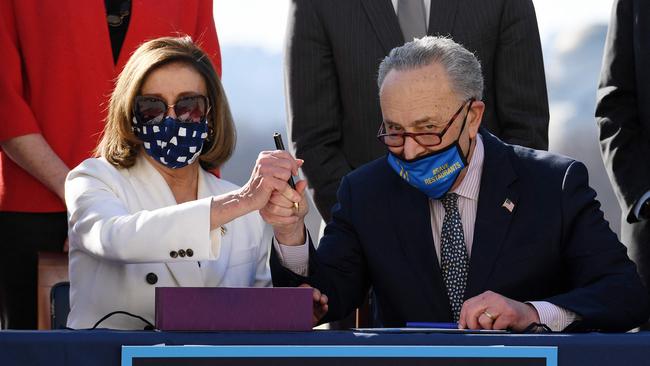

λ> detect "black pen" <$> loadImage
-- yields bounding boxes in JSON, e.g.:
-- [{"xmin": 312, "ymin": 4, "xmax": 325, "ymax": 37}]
[{"xmin": 273, "ymin": 133, "xmax": 299, "ymax": 210}]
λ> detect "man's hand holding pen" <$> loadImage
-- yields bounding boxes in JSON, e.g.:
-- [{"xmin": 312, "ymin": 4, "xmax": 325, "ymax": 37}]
[
  {"xmin": 260, "ymin": 169, "xmax": 309, "ymax": 245},
  {"xmin": 258, "ymin": 134, "xmax": 310, "ymax": 245}
]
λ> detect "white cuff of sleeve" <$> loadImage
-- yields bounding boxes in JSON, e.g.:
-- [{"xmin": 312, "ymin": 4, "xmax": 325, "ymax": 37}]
[
  {"xmin": 633, "ymin": 191, "xmax": 650, "ymax": 219},
  {"xmin": 527, "ymin": 301, "xmax": 578, "ymax": 332},
  {"xmin": 272, "ymin": 235, "xmax": 310, "ymax": 277}
]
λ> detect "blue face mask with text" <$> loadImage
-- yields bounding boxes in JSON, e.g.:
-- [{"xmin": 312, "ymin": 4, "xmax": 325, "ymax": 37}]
[
  {"xmin": 133, "ymin": 116, "xmax": 208, "ymax": 169},
  {"xmin": 387, "ymin": 141, "xmax": 468, "ymax": 199}
]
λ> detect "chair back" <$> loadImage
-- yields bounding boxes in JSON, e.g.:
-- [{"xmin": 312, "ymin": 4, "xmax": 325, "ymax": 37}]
[
  {"xmin": 50, "ymin": 281, "xmax": 70, "ymax": 329},
  {"xmin": 37, "ymin": 252, "xmax": 69, "ymax": 329}
]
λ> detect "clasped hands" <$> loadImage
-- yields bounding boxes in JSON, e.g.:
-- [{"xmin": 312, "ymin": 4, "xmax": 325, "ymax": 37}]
[{"xmin": 240, "ymin": 150, "xmax": 309, "ymax": 243}]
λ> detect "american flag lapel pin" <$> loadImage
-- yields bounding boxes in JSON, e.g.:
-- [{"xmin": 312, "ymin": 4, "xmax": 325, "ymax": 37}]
[{"xmin": 502, "ymin": 198, "xmax": 515, "ymax": 213}]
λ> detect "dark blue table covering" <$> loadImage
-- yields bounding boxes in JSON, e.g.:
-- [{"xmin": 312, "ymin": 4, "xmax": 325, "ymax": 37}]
[{"xmin": 2, "ymin": 330, "xmax": 650, "ymax": 366}]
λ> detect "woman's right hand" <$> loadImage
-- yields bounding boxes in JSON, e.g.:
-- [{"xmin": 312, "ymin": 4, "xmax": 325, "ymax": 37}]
[{"xmin": 238, "ymin": 150, "xmax": 303, "ymax": 212}]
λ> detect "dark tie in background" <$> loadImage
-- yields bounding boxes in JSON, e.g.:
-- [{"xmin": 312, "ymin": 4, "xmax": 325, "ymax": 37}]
[
  {"xmin": 440, "ymin": 193, "xmax": 469, "ymax": 321},
  {"xmin": 397, "ymin": 0, "xmax": 427, "ymax": 41}
]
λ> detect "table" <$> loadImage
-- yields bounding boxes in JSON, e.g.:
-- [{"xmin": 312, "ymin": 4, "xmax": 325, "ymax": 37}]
[{"xmin": 1, "ymin": 330, "xmax": 649, "ymax": 365}]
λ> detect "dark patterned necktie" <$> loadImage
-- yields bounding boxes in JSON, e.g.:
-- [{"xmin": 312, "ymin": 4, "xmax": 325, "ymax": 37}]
[{"xmin": 440, "ymin": 193, "xmax": 469, "ymax": 321}]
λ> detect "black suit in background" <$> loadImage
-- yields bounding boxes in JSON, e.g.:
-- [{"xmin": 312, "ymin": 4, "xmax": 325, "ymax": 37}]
[
  {"xmin": 597, "ymin": 0, "xmax": 650, "ymax": 302},
  {"xmin": 286, "ymin": 0, "xmax": 549, "ymax": 221}
]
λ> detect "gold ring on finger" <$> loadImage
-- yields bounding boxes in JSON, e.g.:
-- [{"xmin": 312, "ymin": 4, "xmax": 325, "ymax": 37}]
[{"xmin": 483, "ymin": 311, "xmax": 496, "ymax": 321}]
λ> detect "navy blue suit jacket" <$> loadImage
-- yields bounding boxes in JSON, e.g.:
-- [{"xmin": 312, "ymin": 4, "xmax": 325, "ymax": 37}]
[{"xmin": 271, "ymin": 130, "xmax": 650, "ymax": 331}]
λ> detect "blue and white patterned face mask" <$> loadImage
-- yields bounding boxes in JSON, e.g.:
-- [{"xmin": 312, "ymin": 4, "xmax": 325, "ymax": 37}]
[{"xmin": 133, "ymin": 116, "xmax": 208, "ymax": 169}]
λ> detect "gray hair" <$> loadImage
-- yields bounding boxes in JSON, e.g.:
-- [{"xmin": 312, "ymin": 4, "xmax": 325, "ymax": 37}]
[{"xmin": 377, "ymin": 36, "xmax": 484, "ymax": 101}]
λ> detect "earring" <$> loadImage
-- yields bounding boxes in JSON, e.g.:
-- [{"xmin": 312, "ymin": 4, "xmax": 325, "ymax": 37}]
[{"xmin": 207, "ymin": 127, "xmax": 214, "ymax": 142}]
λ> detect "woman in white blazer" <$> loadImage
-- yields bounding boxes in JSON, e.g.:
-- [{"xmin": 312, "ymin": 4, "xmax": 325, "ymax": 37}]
[{"xmin": 65, "ymin": 37, "xmax": 308, "ymax": 329}]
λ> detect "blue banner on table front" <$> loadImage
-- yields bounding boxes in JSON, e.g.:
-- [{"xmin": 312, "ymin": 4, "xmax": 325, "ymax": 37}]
[{"xmin": 122, "ymin": 345, "xmax": 557, "ymax": 366}]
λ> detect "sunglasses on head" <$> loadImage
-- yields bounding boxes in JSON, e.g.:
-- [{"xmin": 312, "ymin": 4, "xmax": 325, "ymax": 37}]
[{"xmin": 133, "ymin": 94, "xmax": 209, "ymax": 125}]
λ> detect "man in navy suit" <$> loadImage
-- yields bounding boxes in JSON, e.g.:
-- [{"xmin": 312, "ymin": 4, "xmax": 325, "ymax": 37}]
[{"xmin": 263, "ymin": 36, "xmax": 649, "ymax": 332}]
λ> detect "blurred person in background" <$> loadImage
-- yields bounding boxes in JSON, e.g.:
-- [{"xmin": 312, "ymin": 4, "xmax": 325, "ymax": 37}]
[
  {"xmin": 596, "ymin": 0, "xmax": 650, "ymax": 327},
  {"xmin": 0, "ymin": 0, "xmax": 221, "ymax": 329}
]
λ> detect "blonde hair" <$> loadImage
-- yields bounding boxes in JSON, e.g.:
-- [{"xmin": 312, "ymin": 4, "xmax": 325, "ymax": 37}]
[{"xmin": 96, "ymin": 36, "xmax": 235, "ymax": 170}]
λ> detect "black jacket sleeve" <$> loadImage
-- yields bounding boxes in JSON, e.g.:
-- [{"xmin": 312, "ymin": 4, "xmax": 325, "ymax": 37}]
[
  {"xmin": 596, "ymin": 0, "xmax": 650, "ymax": 222},
  {"xmin": 545, "ymin": 161, "xmax": 650, "ymax": 331},
  {"xmin": 271, "ymin": 175, "xmax": 370, "ymax": 323}
]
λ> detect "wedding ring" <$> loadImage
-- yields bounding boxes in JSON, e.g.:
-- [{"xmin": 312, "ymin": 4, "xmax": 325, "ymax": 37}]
[
  {"xmin": 483, "ymin": 311, "xmax": 496, "ymax": 320},
  {"xmin": 293, "ymin": 202, "xmax": 300, "ymax": 210}
]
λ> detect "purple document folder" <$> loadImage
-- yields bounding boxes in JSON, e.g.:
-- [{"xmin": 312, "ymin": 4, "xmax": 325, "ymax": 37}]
[{"xmin": 155, "ymin": 287, "xmax": 313, "ymax": 331}]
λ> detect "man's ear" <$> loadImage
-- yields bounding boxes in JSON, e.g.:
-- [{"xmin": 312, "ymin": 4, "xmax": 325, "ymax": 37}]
[{"xmin": 467, "ymin": 100, "xmax": 485, "ymax": 138}]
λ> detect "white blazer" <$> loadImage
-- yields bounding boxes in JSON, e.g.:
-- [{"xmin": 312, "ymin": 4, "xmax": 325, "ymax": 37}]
[{"xmin": 65, "ymin": 156, "xmax": 272, "ymax": 329}]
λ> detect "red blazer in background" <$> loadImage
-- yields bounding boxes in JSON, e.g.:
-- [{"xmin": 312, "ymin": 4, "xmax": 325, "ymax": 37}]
[{"xmin": 0, "ymin": 0, "xmax": 222, "ymax": 212}]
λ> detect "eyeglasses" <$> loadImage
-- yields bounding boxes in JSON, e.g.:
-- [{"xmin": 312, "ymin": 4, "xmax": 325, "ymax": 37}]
[
  {"xmin": 133, "ymin": 95, "xmax": 209, "ymax": 125},
  {"xmin": 376, "ymin": 98, "xmax": 474, "ymax": 147}
]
